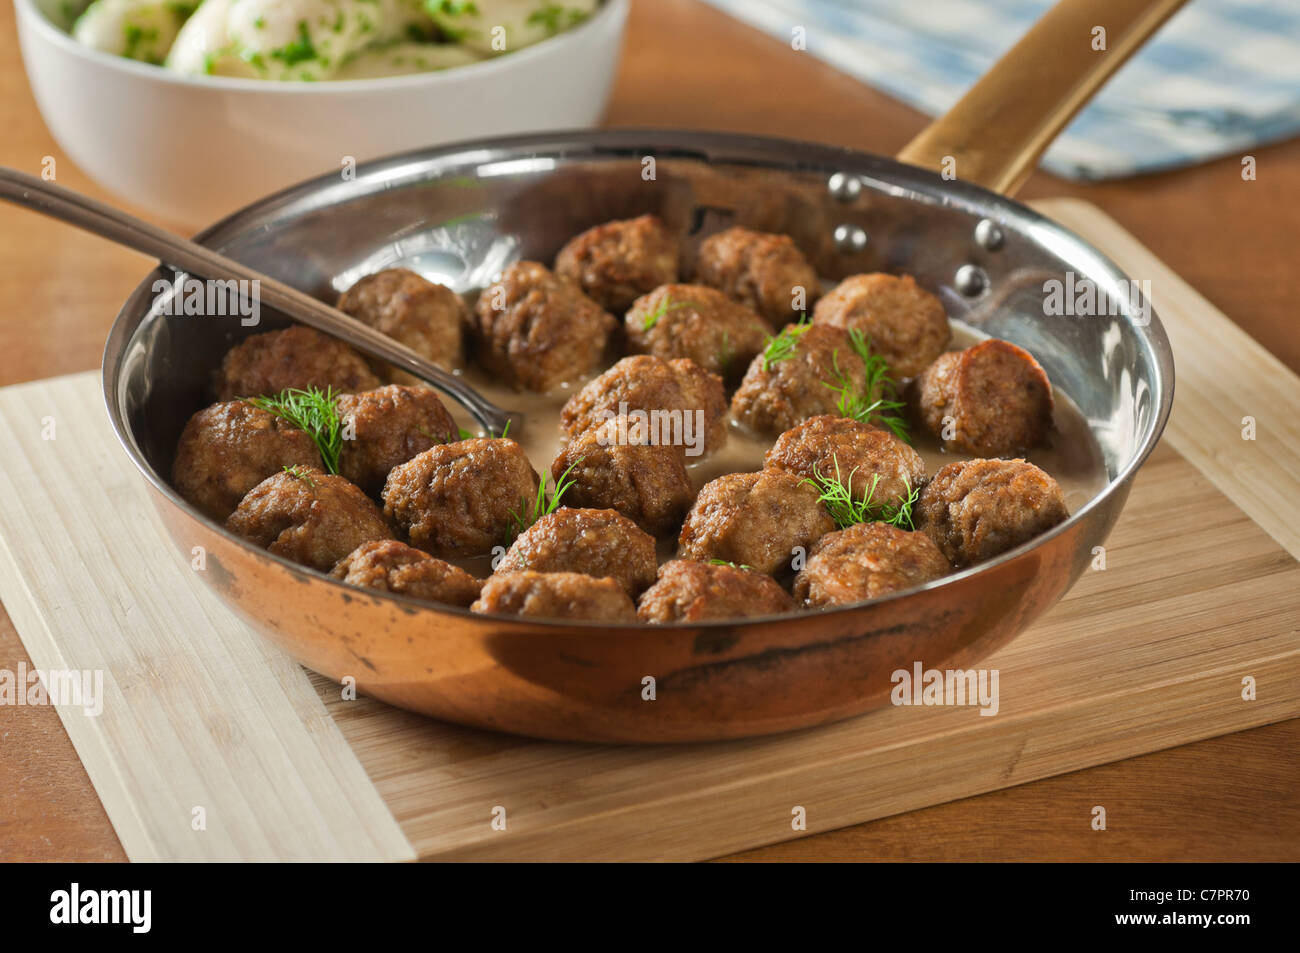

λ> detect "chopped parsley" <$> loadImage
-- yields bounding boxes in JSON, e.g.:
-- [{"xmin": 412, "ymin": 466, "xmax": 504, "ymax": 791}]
[{"xmin": 270, "ymin": 21, "xmax": 317, "ymax": 67}]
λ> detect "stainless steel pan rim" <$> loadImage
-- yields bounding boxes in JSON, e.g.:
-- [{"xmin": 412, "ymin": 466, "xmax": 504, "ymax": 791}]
[{"xmin": 102, "ymin": 127, "xmax": 1175, "ymax": 631}]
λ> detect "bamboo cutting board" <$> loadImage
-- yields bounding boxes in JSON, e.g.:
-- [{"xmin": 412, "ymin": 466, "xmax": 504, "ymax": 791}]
[{"xmin": 0, "ymin": 200, "xmax": 1296, "ymax": 862}]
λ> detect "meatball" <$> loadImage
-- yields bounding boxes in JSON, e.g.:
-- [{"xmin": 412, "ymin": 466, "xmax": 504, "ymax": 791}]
[
  {"xmin": 553, "ymin": 214, "xmax": 680, "ymax": 313},
  {"xmin": 471, "ymin": 571, "xmax": 638, "ymax": 623},
  {"xmin": 624, "ymin": 284, "xmax": 769, "ymax": 386},
  {"xmin": 730, "ymin": 323, "xmax": 872, "ymax": 437},
  {"xmin": 765, "ymin": 415, "xmax": 924, "ymax": 506},
  {"xmin": 694, "ymin": 226, "xmax": 820, "ymax": 328},
  {"xmin": 171, "ymin": 400, "xmax": 320, "ymax": 521},
  {"xmin": 497, "ymin": 508, "xmax": 657, "ymax": 597},
  {"xmin": 916, "ymin": 458, "xmax": 1068, "ymax": 567},
  {"xmin": 793, "ymin": 522, "xmax": 950, "ymax": 608},
  {"xmin": 637, "ymin": 559, "xmax": 794, "ymax": 623},
  {"xmin": 812, "ymin": 273, "xmax": 949, "ymax": 379},
  {"xmin": 225, "ymin": 466, "xmax": 393, "ymax": 572},
  {"xmin": 471, "ymin": 260, "xmax": 616, "ymax": 392},
  {"xmin": 212, "ymin": 325, "xmax": 381, "ymax": 401},
  {"xmin": 336, "ymin": 385, "xmax": 459, "ymax": 497},
  {"xmin": 914, "ymin": 339, "xmax": 1054, "ymax": 456},
  {"xmin": 337, "ymin": 268, "xmax": 468, "ymax": 381},
  {"xmin": 331, "ymin": 539, "xmax": 481, "ymax": 607},
  {"xmin": 551, "ymin": 415, "xmax": 693, "ymax": 537},
  {"xmin": 382, "ymin": 438, "xmax": 540, "ymax": 557},
  {"xmin": 678, "ymin": 470, "xmax": 835, "ymax": 577},
  {"xmin": 559, "ymin": 355, "xmax": 728, "ymax": 459}
]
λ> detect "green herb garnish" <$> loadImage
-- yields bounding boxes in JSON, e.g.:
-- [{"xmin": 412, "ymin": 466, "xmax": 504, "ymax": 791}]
[
  {"xmin": 430, "ymin": 0, "xmax": 481, "ymax": 15},
  {"xmin": 802, "ymin": 457, "xmax": 919, "ymax": 530},
  {"xmin": 527, "ymin": 4, "xmax": 589, "ymax": 34},
  {"xmin": 271, "ymin": 20, "xmax": 317, "ymax": 67},
  {"xmin": 246, "ymin": 386, "xmax": 344, "ymax": 475},
  {"xmin": 821, "ymin": 329, "xmax": 910, "ymax": 442},
  {"xmin": 761, "ymin": 317, "xmax": 811, "ymax": 372},
  {"xmin": 641, "ymin": 295, "xmax": 695, "ymax": 332},
  {"xmin": 717, "ymin": 329, "xmax": 734, "ymax": 373},
  {"xmin": 709, "ymin": 558, "xmax": 754, "ymax": 571},
  {"xmin": 508, "ymin": 458, "xmax": 581, "ymax": 540},
  {"xmin": 282, "ymin": 464, "xmax": 316, "ymax": 489}
]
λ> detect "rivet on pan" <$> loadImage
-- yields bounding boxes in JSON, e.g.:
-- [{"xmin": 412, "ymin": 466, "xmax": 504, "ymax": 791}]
[
  {"xmin": 955, "ymin": 264, "xmax": 988, "ymax": 296},
  {"xmin": 827, "ymin": 172, "xmax": 862, "ymax": 203},
  {"xmin": 833, "ymin": 223, "xmax": 868, "ymax": 253},
  {"xmin": 974, "ymin": 219, "xmax": 1005, "ymax": 251}
]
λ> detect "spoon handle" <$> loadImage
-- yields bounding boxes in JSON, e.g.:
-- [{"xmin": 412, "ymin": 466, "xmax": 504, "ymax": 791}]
[{"xmin": 0, "ymin": 166, "xmax": 521, "ymax": 436}]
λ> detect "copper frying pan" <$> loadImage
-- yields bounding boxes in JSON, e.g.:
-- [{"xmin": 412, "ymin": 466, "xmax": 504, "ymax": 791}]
[{"xmin": 98, "ymin": 0, "xmax": 1182, "ymax": 742}]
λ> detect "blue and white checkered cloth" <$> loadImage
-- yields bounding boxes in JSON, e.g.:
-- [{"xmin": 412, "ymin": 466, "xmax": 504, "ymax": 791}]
[{"xmin": 700, "ymin": 0, "xmax": 1300, "ymax": 180}]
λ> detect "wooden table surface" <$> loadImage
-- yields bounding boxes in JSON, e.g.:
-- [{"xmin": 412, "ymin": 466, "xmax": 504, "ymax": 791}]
[{"xmin": 1, "ymin": 0, "xmax": 1297, "ymax": 862}]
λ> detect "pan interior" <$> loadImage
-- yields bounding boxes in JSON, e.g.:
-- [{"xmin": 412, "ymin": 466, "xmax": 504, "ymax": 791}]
[{"xmin": 109, "ymin": 132, "xmax": 1167, "ymax": 533}]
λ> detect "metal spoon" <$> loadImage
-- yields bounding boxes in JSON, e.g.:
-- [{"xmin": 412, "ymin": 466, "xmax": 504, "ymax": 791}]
[{"xmin": 0, "ymin": 166, "xmax": 521, "ymax": 436}]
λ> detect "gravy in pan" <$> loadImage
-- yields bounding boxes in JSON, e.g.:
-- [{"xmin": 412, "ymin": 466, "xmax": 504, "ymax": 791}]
[{"xmin": 441, "ymin": 321, "xmax": 1108, "ymax": 573}]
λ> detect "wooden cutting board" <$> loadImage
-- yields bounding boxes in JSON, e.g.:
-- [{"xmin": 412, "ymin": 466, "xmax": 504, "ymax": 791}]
[{"xmin": 0, "ymin": 200, "xmax": 1296, "ymax": 862}]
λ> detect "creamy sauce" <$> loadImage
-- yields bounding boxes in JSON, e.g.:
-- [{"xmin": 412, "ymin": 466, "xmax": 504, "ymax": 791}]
[{"xmin": 439, "ymin": 319, "xmax": 1108, "ymax": 572}]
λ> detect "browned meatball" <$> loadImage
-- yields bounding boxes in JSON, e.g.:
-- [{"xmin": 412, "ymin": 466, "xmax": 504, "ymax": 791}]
[
  {"xmin": 331, "ymin": 539, "xmax": 481, "ymax": 607},
  {"xmin": 695, "ymin": 226, "xmax": 820, "ymax": 328},
  {"xmin": 337, "ymin": 268, "xmax": 468, "ymax": 381},
  {"xmin": 471, "ymin": 260, "xmax": 616, "ymax": 392},
  {"xmin": 730, "ymin": 323, "xmax": 871, "ymax": 437},
  {"xmin": 471, "ymin": 571, "xmax": 638, "ymax": 623},
  {"xmin": 916, "ymin": 458, "xmax": 1068, "ymax": 567},
  {"xmin": 497, "ymin": 508, "xmax": 657, "ymax": 597},
  {"xmin": 171, "ymin": 400, "xmax": 320, "ymax": 521},
  {"xmin": 559, "ymin": 355, "xmax": 728, "ymax": 459},
  {"xmin": 637, "ymin": 559, "xmax": 794, "ymax": 623},
  {"xmin": 765, "ymin": 415, "xmax": 924, "ymax": 506},
  {"xmin": 225, "ymin": 466, "xmax": 392, "ymax": 572},
  {"xmin": 914, "ymin": 339, "xmax": 1054, "ymax": 457},
  {"xmin": 336, "ymin": 385, "xmax": 458, "ymax": 497},
  {"xmin": 624, "ymin": 284, "xmax": 769, "ymax": 386},
  {"xmin": 678, "ymin": 470, "xmax": 835, "ymax": 577},
  {"xmin": 793, "ymin": 522, "xmax": 950, "ymax": 608},
  {"xmin": 551, "ymin": 415, "xmax": 693, "ymax": 537},
  {"xmin": 382, "ymin": 438, "xmax": 540, "ymax": 557},
  {"xmin": 554, "ymin": 214, "xmax": 680, "ymax": 313},
  {"xmin": 212, "ymin": 326, "xmax": 381, "ymax": 401},
  {"xmin": 812, "ymin": 273, "xmax": 949, "ymax": 379}
]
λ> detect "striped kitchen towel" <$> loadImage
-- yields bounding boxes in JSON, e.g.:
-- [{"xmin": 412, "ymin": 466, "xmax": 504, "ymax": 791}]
[{"xmin": 700, "ymin": 0, "xmax": 1300, "ymax": 180}]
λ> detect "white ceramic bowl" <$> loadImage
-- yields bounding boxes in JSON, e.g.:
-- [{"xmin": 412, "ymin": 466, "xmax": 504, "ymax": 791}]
[{"xmin": 15, "ymin": 0, "xmax": 629, "ymax": 226}]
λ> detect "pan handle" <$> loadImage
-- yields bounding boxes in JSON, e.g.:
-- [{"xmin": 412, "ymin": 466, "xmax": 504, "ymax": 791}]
[{"xmin": 896, "ymin": 0, "xmax": 1189, "ymax": 195}]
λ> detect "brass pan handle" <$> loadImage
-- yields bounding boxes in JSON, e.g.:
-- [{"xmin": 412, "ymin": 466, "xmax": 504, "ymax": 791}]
[{"xmin": 896, "ymin": 0, "xmax": 1190, "ymax": 195}]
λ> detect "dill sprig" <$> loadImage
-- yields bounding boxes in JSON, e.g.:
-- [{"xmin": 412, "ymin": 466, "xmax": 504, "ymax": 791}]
[
  {"xmin": 508, "ymin": 457, "xmax": 582, "ymax": 540},
  {"xmin": 761, "ymin": 316, "xmax": 811, "ymax": 372},
  {"xmin": 642, "ymin": 295, "xmax": 696, "ymax": 332},
  {"xmin": 802, "ymin": 457, "xmax": 919, "ymax": 531},
  {"xmin": 717, "ymin": 329, "xmax": 734, "ymax": 373},
  {"xmin": 821, "ymin": 329, "xmax": 910, "ymax": 442},
  {"xmin": 247, "ymin": 386, "xmax": 343, "ymax": 474},
  {"xmin": 709, "ymin": 558, "xmax": 754, "ymax": 571},
  {"xmin": 281, "ymin": 464, "xmax": 316, "ymax": 488}
]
